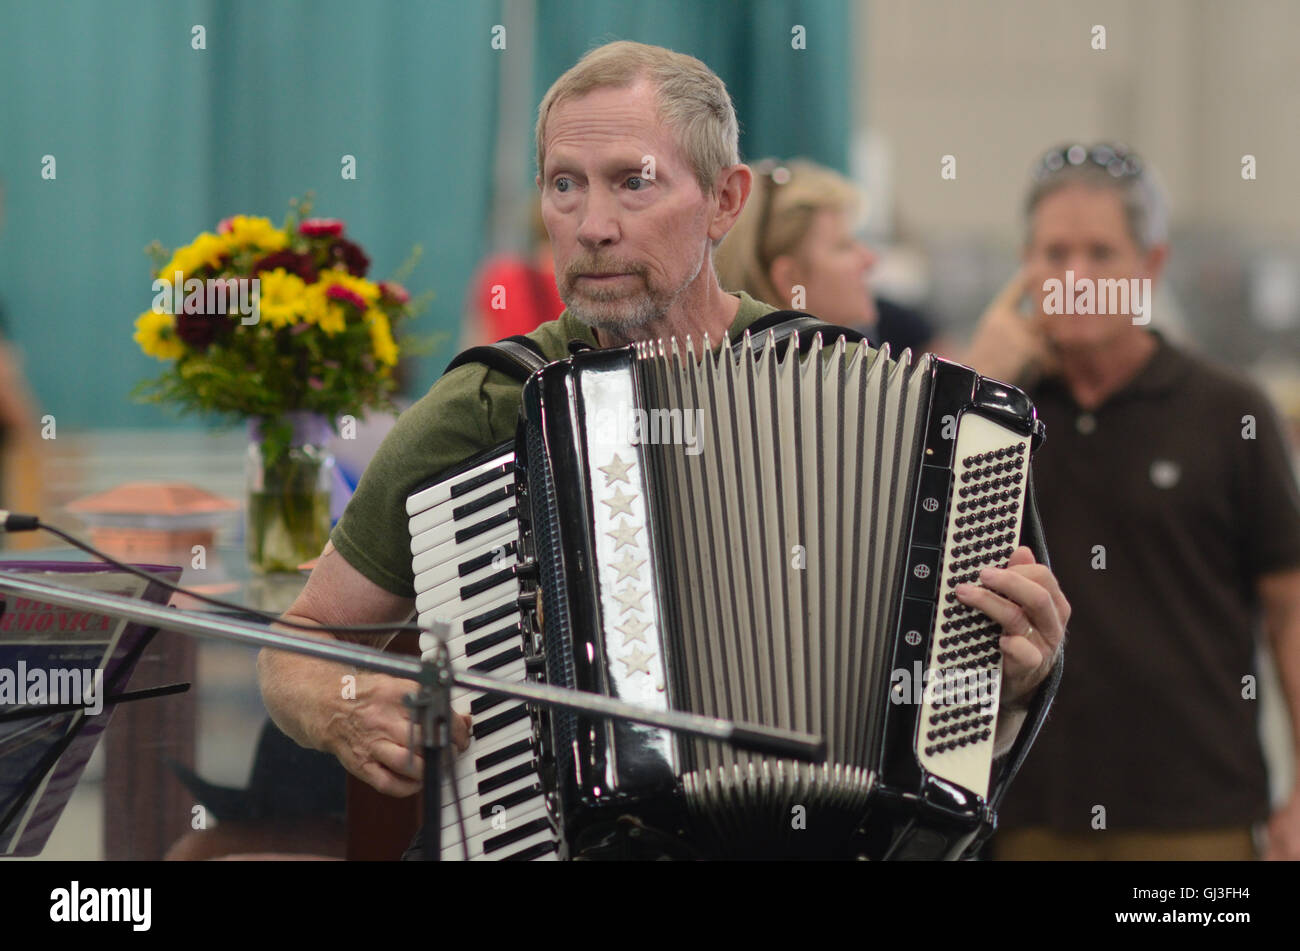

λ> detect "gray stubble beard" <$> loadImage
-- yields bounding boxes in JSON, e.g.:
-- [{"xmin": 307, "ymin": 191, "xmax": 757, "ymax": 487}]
[{"xmin": 563, "ymin": 251, "xmax": 707, "ymax": 344}]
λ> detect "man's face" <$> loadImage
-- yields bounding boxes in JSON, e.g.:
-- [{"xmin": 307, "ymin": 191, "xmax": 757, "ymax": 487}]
[
  {"xmin": 537, "ymin": 80, "xmax": 716, "ymax": 336},
  {"xmin": 1024, "ymin": 182, "xmax": 1157, "ymax": 350}
]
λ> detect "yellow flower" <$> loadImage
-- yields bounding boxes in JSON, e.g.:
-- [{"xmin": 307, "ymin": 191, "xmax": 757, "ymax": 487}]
[
  {"xmin": 318, "ymin": 268, "xmax": 381, "ymax": 305},
  {"xmin": 158, "ymin": 231, "xmax": 228, "ymax": 281},
  {"xmin": 257, "ymin": 268, "xmax": 307, "ymax": 330},
  {"xmin": 366, "ymin": 308, "xmax": 399, "ymax": 366},
  {"xmin": 222, "ymin": 215, "xmax": 288, "ymax": 254},
  {"xmin": 133, "ymin": 311, "xmax": 185, "ymax": 360},
  {"xmin": 302, "ymin": 283, "xmax": 346, "ymax": 336}
]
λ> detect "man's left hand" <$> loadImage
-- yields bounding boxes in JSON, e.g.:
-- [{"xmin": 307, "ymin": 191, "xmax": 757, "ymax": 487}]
[{"xmin": 955, "ymin": 546, "xmax": 1069, "ymax": 708}]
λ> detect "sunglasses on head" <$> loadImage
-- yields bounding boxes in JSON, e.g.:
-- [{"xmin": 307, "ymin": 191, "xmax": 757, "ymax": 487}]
[
  {"xmin": 753, "ymin": 159, "xmax": 793, "ymax": 273},
  {"xmin": 1033, "ymin": 143, "xmax": 1144, "ymax": 181}
]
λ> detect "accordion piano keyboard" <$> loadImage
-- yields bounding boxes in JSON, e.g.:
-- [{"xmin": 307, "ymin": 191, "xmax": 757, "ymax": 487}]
[{"xmin": 406, "ymin": 450, "xmax": 558, "ymax": 861}]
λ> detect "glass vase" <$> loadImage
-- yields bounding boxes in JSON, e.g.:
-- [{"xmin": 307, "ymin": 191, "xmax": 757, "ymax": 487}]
[{"xmin": 246, "ymin": 412, "xmax": 334, "ymax": 574}]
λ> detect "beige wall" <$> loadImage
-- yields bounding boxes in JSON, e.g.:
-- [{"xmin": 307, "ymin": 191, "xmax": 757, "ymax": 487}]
[{"xmin": 856, "ymin": 0, "xmax": 1300, "ymax": 242}]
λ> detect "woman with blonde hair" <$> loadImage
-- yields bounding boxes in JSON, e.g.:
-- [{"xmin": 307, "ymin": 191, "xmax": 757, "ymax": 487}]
[{"xmin": 715, "ymin": 157, "xmax": 942, "ymax": 353}]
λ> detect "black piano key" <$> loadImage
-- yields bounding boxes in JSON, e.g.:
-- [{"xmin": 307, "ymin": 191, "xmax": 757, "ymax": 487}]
[
  {"xmin": 478, "ymin": 760, "xmax": 538, "ymax": 796},
  {"xmin": 479, "ymin": 786, "xmax": 543, "ymax": 821},
  {"xmin": 483, "ymin": 816, "xmax": 551, "ymax": 852},
  {"xmin": 472, "ymin": 704, "xmax": 529, "ymax": 740},
  {"xmin": 449, "ymin": 461, "xmax": 515, "ymax": 498},
  {"xmin": 463, "ymin": 601, "xmax": 518, "ymax": 634},
  {"xmin": 460, "ymin": 565, "xmax": 518, "ymax": 600},
  {"xmin": 465, "ymin": 623, "xmax": 521, "ymax": 657},
  {"xmin": 453, "ymin": 485, "xmax": 512, "ymax": 521},
  {"xmin": 469, "ymin": 692, "xmax": 510, "ymax": 717},
  {"xmin": 458, "ymin": 541, "xmax": 518, "ymax": 577},
  {"xmin": 454, "ymin": 507, "xmax": 518, "ymax": 545},
  {"xmin": 503, "ymin": 839, "xmax": 558, "ymax": 861},
  {"xmin": 470, "ymin": 646, "xmax": 524, "ymax": 673},
  {"xmin": 475, "ymin": 738, "xmax": 532, "ymax": 772}
]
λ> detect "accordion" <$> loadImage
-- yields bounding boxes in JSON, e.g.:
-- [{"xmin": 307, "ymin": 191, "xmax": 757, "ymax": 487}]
[{"xmin": 406, "ymin": 327, "xmax": 1051, "ymax": 860}]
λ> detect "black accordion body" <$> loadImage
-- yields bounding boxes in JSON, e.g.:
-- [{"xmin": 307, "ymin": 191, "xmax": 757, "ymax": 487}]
[{"xmin": 406, "ymin": 327, "xmax": 1051, "ymax": 860}]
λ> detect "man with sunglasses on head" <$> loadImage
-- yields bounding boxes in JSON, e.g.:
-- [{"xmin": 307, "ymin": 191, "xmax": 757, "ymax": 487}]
[{"xmin": 973, "ymin": 144, "xmax": 1300, "ymax": 861}]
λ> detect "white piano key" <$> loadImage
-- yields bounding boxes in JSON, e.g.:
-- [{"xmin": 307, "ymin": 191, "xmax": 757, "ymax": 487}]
[
  {"xmin": 410, "ymin": 501, "xmax": 517, "ymax": 564},
  {"xmin": 408, "ymin": 474, "xmax": 515, "ymax": 539},
  {"xmin": 405, "ymin": 452, "xmax": 514, "ymax": 517}
]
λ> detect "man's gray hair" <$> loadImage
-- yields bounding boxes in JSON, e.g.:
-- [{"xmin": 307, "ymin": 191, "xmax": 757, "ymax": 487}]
[
  {"xmin": 1025, "ymin": 148, "xmax": 1169, "ymax": 251},
  {"xmin": 535, "ymin": 40, "xmax": 740, "ymax": 196}
]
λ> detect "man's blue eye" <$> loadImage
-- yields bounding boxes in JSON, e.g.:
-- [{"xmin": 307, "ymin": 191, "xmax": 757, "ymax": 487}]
[
  {"xmin": 555, "ymin": 178, "xmax": 570, "ymax": 192},
  {"xmin": 626, "ymin": 176, "xmax": 644, "ymax": 190}
]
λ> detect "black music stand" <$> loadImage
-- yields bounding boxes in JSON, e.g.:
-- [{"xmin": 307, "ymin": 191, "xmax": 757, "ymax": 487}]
[{"xmin": 0, "ymin": 561, "xmax": 183, "ymax": 856}]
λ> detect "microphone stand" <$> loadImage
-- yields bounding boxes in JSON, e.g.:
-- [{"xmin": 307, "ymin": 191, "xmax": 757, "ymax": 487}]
[{"xmin": 0, "ymin": 570, "xmax": 826, "ymax": 862}]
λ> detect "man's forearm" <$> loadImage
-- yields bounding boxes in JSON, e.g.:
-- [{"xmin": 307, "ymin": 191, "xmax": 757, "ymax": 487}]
[
  {"xmin": 258, "ymin": 642, "xmax": 346, "ymax": 753},
  {"xmin": 256, "ymin": 612, "xmax": 394, "ymax": 753}
]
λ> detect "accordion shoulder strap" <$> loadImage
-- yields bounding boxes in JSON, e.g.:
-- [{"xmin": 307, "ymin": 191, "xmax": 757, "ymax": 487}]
[{"xmin": 442, "ymin": 335, "xmax": 549, "ymax": 382}]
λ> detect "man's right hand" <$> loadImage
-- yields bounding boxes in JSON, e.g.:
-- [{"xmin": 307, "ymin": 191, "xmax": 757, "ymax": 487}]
[
  {"xmin": 258, "ymin": 540, "xmax": 475, "ymax": 797},
  {"xmin": 964, "ymin": 268, "xmax": 1056, "ymax": 384},
  {"xmin": 319, "ymin": 670, "xmax": 473, "ymax": 798}
]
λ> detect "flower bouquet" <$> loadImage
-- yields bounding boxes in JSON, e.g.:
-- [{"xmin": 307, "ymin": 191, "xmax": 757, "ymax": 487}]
[{"xmin": 133, "ymin": 196, "xmax": 428, "ymax": 572}]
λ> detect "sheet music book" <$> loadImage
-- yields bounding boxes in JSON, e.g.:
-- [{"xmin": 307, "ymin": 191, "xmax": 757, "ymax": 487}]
[{"xmin": 0, "ymin": 562, "xmax": 181, "ymax": 857}]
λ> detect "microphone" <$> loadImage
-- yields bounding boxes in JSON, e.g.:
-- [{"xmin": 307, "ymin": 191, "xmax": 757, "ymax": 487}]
[{"xmin": 0, "ymin": 511, "xmax": 40, "ymax": 532}]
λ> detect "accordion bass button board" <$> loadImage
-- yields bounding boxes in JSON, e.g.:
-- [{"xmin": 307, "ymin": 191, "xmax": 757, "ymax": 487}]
[{"xmin": 407, "ymin": 329, "xmax": 1046, "ymax": 860}]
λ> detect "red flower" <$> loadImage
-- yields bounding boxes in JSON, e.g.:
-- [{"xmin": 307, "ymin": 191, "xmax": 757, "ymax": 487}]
[
  {"xmin": 328, "ymin": 237, "xmax": 370, "ymax": 277},
  {"xmin": 380, "ymin": 281, "xmax": 410, "ymax": 304},
  {"xmin": 299, "ymin": 218, "xmax": 345, "ymax": 237},
  {"xmin": 325, "ymin": 284, "xmax": 368, "ymax": 311},
  {"xmin": 174, "ymin": 312, "xmax": 234, "ymax": 352},
  {"xmin": 252, "ymin": 250, "xmax": 318, "ymax": 283},
  {"xmin": 217, "ymin": 217, "xmax": 235, "ymax": 235}
]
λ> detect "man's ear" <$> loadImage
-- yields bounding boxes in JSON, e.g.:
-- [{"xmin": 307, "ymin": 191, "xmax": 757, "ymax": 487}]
[
  {"xmin": 709, "ymin": 163, "xmax": 753, "ymax": 244},
  {"xmin": 1143, "ymin": 243, "xmax": 1169, "ymax": 285}
]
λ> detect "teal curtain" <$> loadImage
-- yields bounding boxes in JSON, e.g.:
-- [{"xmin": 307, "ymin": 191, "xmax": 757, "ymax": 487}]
[
  {"xmin": 0, "ymin": 0, "xmax": 849, "ymax": 430},
  {"xmin": 532, "ymin": 0, "xmax": 851, "ymax": 172},
  {"xmin": 0, "ymin": 0, "xmax": 502, "ymax": 428}
]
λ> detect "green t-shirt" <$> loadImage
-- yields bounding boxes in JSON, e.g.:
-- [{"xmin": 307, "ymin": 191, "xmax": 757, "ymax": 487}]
[{"xmin": 331, "ymin": 290, "xmax": 778, "ymax": 597}]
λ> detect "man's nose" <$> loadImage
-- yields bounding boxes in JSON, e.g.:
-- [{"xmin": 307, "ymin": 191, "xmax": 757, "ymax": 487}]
[
  {"xmin": 858, "ymin": 241, "xmax": 877, "ymax": 273},
  {"xmin": 1062, "ymin": 252, "xmax": 1097, "ymax": 280},
  {"xmin": 576, "ymin": 189, "xmax": 620, "ymax": 248}
]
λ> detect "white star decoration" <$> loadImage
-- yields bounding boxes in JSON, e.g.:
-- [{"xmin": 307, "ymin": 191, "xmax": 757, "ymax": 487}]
[
  {"xmin": 614, "ymin": 584, "xmax": 647, "ymax": 614},
  {"xmin": 605, "ymin": 518, "xmax": 642, "ymax": 551},
  {"xmin": 616, "ymin": 616, "xmax": 651, "ymax": 643},
  {"xmin": 598, "ymin": 453, "xmax": 635, "ymax": 486},
  {"xmin": 600, "ymin": 487, "xmax": 637, "ymax": 519},
  {"xmin": 611, "ymin": 551, "xmax": 645, "ymax": 583},
  {"xmin": 619, "ymin": 645, "xmax": 654, "ymax": 677}
]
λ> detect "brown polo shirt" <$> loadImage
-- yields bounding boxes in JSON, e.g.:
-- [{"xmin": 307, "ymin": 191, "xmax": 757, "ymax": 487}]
[{"xmin": 999, "ymin": 333, "xmax": 1300, "ymax": 831}]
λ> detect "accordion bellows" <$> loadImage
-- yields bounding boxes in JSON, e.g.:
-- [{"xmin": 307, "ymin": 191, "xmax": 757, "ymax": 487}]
[{"xmin": 639, "ymin": 336, "xmax": 923, "ymax": 847}]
